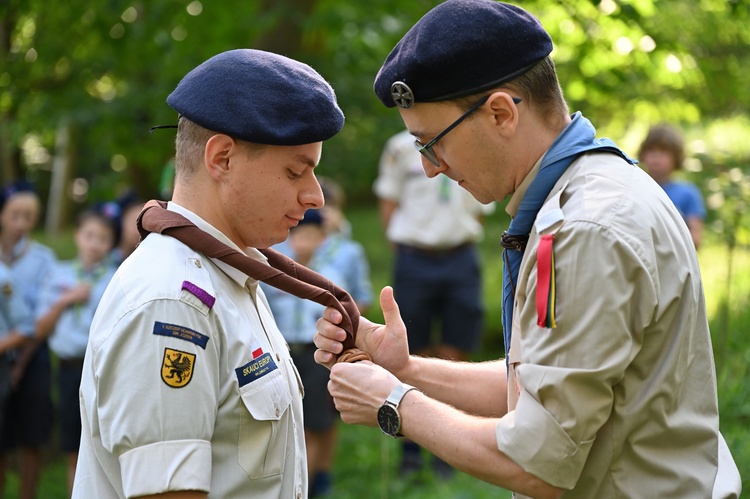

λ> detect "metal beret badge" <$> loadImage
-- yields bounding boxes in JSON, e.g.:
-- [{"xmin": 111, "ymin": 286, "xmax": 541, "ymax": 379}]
[{"xmin": 391, "ymin": 81, "xmax": 414, "ymax": 109}]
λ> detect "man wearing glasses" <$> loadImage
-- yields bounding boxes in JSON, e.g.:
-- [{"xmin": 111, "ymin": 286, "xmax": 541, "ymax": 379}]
[{"xmin": 314, "ymin": 0, "xmax": 741, "ymax": 497}]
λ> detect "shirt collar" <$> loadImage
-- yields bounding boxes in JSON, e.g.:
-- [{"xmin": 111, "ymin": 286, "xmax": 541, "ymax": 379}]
[
  {"xmin": 167, "ymin": 202, "xmax": 268, "ymax": 289},
  {"xmin": 0, "ymin": 236, "xmax": 30, "ymax": 265}
]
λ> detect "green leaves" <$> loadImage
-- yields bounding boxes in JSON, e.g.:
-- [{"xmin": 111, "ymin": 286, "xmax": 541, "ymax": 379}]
[{"xmin": 3, "ymin": 0, "xmax": 749, "ymax": 209}]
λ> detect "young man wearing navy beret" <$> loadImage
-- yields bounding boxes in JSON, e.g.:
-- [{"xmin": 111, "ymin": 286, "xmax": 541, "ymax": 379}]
[
  {"xmin": 314, "ymin": 1, "xmax": 741, "ymax": 497},
  {"xmin": 75, "ymin": 49, "xmax": 344, "ymax": 499}
]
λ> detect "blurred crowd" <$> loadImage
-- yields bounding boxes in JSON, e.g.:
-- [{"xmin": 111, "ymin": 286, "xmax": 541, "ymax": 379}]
[{"xmin": 0, "ymin": 181, "xmax": 143, "ymax": 498}]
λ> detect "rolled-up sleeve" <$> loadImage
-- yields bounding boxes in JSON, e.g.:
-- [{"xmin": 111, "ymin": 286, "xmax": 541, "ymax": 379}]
[
  {"xmin": 119, "ymin": 439, "xmax": 212, "ymax": 498},
  {"xmin": 497, "ymin": 395, "xmax": 595, "ymax": 489}
]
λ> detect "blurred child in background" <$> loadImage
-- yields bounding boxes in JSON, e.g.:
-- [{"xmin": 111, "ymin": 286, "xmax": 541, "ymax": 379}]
[
  {"xmin": 103, "ymin": 191, "xmax": 144, "ymax": 267},
  {"xmin": 0, "ymin": 181, "xmax": 57, "ymax": 499},
  {"xmin": 639, "ymin": 124, "xmax": 706, "ymax": 249},
  {"xmin": 36, "ymin": 208, "xmax": 117, "ymax": 496},
  {"xmin": 262, "ymin": 202, "xmax": 372, "ymax": 497},
  {"xmin": 316, "ymin": 177, "xmax": 372, "ymax": 310}
]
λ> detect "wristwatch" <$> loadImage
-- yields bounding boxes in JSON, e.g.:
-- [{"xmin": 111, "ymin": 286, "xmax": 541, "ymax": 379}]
[{"xmin": 377, "ymin": 383, "xmax": 419, "ymax": 438}]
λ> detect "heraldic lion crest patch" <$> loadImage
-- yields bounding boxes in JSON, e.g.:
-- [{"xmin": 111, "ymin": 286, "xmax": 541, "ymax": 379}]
[{"xmin": 161, "ymin": 348, "xmax": 195, "ymax": 388}]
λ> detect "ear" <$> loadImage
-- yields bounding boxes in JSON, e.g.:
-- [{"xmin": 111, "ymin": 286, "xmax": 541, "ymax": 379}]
[
  {"xmin": 486, "ymin": 91, "xmax": 520, "ymax": 137},
  {"xmin": 204, "ymin": 134, "xmax": 236, "ymax": 181}
]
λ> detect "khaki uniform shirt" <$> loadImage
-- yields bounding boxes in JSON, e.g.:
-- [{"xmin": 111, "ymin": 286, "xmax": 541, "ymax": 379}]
[
  {"xmin": 496, "ymin": 153, "xmax": 740, "ymax": 498},
  {"xmin": 74, "ymin": 203, "xmax": 306, "ymax": 499}
]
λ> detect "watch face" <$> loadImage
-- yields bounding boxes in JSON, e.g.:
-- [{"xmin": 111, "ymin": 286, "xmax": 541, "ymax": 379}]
[{"xmin": 377, "ymin": 404, "xmax": 401, "ymax": 436}]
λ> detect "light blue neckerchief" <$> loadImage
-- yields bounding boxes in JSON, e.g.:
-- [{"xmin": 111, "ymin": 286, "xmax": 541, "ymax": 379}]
[{"xmin": 500, "ymin": 112, "xmax": 636, "ymax": 366}]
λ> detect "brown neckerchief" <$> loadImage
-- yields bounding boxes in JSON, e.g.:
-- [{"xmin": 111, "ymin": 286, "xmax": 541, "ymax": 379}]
[{"xmin": 137, "ymin": 200, "xmax": 369, "ymax": 363}]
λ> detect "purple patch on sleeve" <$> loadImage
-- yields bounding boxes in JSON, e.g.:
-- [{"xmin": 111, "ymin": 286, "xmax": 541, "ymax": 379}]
[{"xmin": 182, "ymin": 280, "xmax": 216, "ymax": 309}]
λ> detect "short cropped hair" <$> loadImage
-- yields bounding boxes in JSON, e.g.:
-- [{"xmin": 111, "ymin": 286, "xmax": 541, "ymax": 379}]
[
  {"xmin": 638, "ymin": 124, "xmax": 685, "ymax": 170},
  {"xmin": 454, "ymin": 56, "xmax": 569, "ymax": 130},
  {"xmin": 175, "ymin": 117, "xmax": 215, "ymax": 181},
  {"xmin": 174, "ymin": 117, "xmax": 266, "ymax": 182}
]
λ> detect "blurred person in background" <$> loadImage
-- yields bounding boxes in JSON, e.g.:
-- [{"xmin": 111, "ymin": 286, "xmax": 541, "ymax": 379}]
[
  {"xmin": 104, "ymin": 191, "xmax": 145, "ymax": 267},
  {"xmin": 263, "ymin": 207, "xmax": 372, "ymax": 496},
  {"xmin": 0, "ymin": 180, "xmax": 57, "ymax": 499},
  {"xmin": 639, "ymin": 123, "xmax": 706, "ymax": 249},
  {"xmin": 36, "ymin": 207, "xmax": 118, "ymax": 496}
]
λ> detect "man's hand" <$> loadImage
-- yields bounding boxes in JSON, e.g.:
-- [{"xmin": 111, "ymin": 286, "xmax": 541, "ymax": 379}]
[
  {"xmin": 314, "ymin": 286, "xmax": 410, "ymax": 375},
  {"xmin": 328, "ymin": 361, "xmax": 400, "ymax": 427}
]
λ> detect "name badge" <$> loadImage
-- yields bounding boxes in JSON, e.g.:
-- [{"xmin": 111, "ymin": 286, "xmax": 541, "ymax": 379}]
[{"xmin": 235, "ymin": 353, "xmax": 277, "ymax": 387}]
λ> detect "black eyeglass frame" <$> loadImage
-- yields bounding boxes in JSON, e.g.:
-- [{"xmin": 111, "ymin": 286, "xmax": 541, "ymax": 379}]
[{"xmin": 413, "ymin": 94, "xmax": 522, "ymax": 167}]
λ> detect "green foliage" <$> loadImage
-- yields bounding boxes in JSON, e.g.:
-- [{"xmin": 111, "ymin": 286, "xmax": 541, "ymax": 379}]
[{"xmin": 3, "ymin": 0, "xmax": 750, "ymax": 212}]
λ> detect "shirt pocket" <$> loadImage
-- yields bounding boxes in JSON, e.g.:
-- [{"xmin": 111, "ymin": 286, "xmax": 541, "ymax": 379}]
[{"xmin": 237, "ymin": 367, "xmax": 292, "ymax": 479}]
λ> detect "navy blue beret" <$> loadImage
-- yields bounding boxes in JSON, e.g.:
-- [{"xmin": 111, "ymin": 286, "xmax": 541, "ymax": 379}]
[
  {"xmin": 374, "ymin": 0, "xmax": 553, "ymax": 108},
  {"xmin": 0, "ymin": 179, "xmax": 36, "ymax": 212},
  {"xmin": 167, "ymin": 49, "xmax": 344, "ymax": 146}
]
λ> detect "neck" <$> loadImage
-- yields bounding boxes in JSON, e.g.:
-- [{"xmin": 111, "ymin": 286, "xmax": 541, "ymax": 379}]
[
  {"xmin": 515, "ymin": 112, "xmax": 572, "ymax": 188},
  {"xmin": 0, "ymin": 234, "xmax": 22, "ymax": 254},
  {"xmin": 171, "ymin": 184, "xmax": 246, "ymax": 250},
  {"xmin": 79, "ymin": 258, "xmax": 100, "ymax": 271}
]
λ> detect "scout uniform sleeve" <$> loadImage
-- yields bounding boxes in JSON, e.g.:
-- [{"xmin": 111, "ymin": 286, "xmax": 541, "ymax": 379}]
[
  {"xmin": 373, "ymin": 133, "xmax": 409, "ymax": 202},
  {"xmin": 35, "ymin": 264, "xmax": 63, "ymax": 322},
  {"xmin": 90, "ymin": 298, "xmax": 219, "ymax": 497},
  {"xmin": 497, "ymin": 221, "xmax": 658, "ymax": 489}
]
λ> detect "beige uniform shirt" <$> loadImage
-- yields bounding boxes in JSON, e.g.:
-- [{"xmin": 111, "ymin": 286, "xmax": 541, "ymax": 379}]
[
  {"xmin": 74, "ymin": 203, "xmax": 306, "ymax": 499},
  {"xmin": 373, "ymin": 129, "xmax": 494, "ymax": 249},
  {"xmin": 496, "ymin": 153, "xmax": 740, "ymax": 498}
]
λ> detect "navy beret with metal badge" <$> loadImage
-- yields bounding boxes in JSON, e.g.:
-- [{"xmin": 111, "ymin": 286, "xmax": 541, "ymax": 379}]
[
  {"xmin": 374, "ymin": 0, "xmax": 553, "ymax": 108},
  {"xmin": 167, "ymin": 49, "xmax": 344, "ymax": 145}
]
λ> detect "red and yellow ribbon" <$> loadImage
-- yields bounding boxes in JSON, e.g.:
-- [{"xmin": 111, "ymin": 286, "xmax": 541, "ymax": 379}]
[{"xmin": 536, "ymin": 234, "xmax": 557, "ymax": 328}]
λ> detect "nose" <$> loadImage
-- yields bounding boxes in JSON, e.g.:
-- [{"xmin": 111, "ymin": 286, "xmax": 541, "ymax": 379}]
[
  {"xmin": 420, "ymin": 156, "xmax": 448, "ymax": 179},
  {"xmin": 302, "ymin": 177, "xmax": 325, "ymax": 209}
]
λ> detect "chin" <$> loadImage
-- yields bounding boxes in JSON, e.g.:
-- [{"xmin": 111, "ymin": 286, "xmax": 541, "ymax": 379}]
[
  {"xmin": 253, "ymin": 232, "xmax": 289, "ymax": 250},
  {"xmin": 463, "ymin": 187, "xmax": 493, "ymax": 204}
]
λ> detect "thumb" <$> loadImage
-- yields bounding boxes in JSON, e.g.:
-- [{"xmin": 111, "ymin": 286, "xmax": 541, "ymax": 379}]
[{"xmin": 379, "ymin": 286, "xmax": 403, "ymax": 329}]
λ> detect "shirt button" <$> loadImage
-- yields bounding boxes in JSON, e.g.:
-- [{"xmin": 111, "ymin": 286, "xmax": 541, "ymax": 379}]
[
  {"xmin": 276, "ymin": 353, "xmax": 281, "ymax": 362},
  {"xmin": 275, "ymin": 407, "xmax": 280, "ymax": 417},
  {"xmin": 194, "ymin": 260, "xmax": 202, "ymax": 268}
]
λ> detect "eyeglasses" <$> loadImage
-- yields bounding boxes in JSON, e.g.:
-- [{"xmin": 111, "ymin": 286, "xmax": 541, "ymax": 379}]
[{"xmin": 413, "ymin": 95, "xmax": 522, "ymax": 167}]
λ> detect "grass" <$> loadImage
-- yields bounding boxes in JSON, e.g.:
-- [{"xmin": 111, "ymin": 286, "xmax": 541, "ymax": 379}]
[{"xmin": 10, "ymin": 203, "xmax": 747, "ymax": 497}]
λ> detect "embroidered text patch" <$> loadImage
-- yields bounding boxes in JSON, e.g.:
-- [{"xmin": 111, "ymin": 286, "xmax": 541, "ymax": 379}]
[
  {"xmin": 235, "ymin": 353, "xmax": 277, "ymax": 387},
  {"xmin": 153, "ymin": 321, "xmax": 209, "ymax": 349}
]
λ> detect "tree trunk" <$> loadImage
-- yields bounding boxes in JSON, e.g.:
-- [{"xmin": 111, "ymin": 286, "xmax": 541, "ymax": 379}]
[
  {"xmin": 45, "ymin": 120, "xmax": 73, "ymax": 236},
  {"xmin": 254, "ymin": 0, "xmax": 318, "ymax": 56}
]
